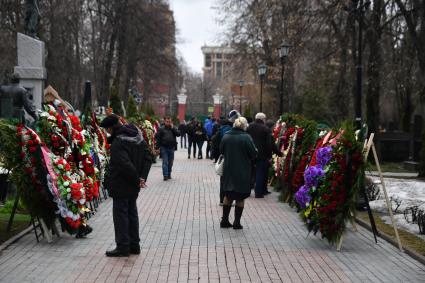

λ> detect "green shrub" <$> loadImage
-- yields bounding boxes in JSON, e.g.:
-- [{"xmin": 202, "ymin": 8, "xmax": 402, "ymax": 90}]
[
  {"xmin": 109, "ymin": 86, "xmax": 123, "ymax": 116},
  {"xmin": 126, "ymin": 96, "xmax": 138, "ymax": 119},
  {"xmin": 0, "ymin": 199, "xmax": 26, "ymax": 214}
]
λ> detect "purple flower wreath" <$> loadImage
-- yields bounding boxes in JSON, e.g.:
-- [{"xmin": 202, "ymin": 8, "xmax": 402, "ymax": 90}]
[
  {"xmin": 295, "ymin": 185, "xmax": 311, "ymax": 209},
  {"xmin": 295, "ymin": 146, "xmax": 333, "ymax": 208},
  {"xmin": 316, "ymin": 146, "xmax": 333, "ymax": 168}
]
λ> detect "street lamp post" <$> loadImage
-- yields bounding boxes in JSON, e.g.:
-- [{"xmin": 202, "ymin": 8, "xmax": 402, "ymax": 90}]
[
  {"xmin": 355, "ymin": 0, "xmax": 368, "ymax": 130},
  {"xmin": 258, "ymin": 64, "xmax": 267, "ymax": 112},
  {"xmin": 278, "ymin": 40, "xmax": 291, "ymax": 114},
  {"xmin": 239, "ymin": 79, "xmax": 244, "ymax": 113}
]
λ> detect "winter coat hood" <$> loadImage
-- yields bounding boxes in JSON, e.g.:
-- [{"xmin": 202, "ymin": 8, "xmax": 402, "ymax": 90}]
[{"xmin": 116, "ymin": 124, "xmax": 144, "ymax": 144}]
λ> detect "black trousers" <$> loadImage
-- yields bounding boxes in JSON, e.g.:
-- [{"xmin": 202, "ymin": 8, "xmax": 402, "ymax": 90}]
[
  {"xmin": 205, "ymin": 137, "xmax": 211, "ymax": 157},
  {"xmin": 196, "ymin": 141, "xmax": 204, "ymax": 158},
  {"xmin": 113, "ymin": 197, "xmax": 140, "ymax": 250},
  {"xmin": 188, "ymin": 137, "xmax": 196, "ymax": 157},
  {"xmin": 180, "ymin": 134, "xmax": 187, "ymax": 148}
]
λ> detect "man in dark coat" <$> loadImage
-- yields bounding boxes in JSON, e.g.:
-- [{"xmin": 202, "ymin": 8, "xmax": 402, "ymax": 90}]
[
  {"xmin": 100, "ymin": 114, "xmax": 152, "ymax": 257},
  {"xmin": 247, "ymin": 112, "xmax": 275, "ymax": 198},
  {"xmin": 193, "ymin": 121, "xmax": 207, "ymax": 159},
  {"xmin": 186, "ymin": 118, "xmax": 197, "ymax": 159},
  {"xmin": 155, "ymin": 116, "xmax": 180, "ymax": 180},
  {"xmin": 210, "ymin": 119, "xmax": 222, "ymax": 162}
]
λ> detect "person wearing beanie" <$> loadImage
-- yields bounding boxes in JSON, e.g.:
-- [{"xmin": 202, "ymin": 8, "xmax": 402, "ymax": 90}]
[
  {"xmin": 100, "ymin": 114, "xmax": 152, "ymax": 257},
  {"xmin": 220, "ymin": 117, "xmax": 257, "ymax": 229},
  {"xmin": 216, "ymin": 110, "xmax": 240, "ymax": 205}
]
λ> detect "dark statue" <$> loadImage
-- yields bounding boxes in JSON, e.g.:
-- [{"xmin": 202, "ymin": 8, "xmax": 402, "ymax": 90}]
[
  {"xmin": 0, "ymin": 73, "xmax": 38, "ymax": 124},
  {"xmin": 24, "ymin": 0, "xmax": 40, "ymax": 38}
]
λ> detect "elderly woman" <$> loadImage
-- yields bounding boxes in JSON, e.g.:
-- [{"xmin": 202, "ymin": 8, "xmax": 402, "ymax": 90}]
[{"xmin": 219, "ymin": 117, "xmax": 257, "ymax": 229}]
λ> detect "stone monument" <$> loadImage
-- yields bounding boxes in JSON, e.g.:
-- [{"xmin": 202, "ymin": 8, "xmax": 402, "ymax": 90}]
[
  {"xmin": 177, "ymin": 85, "xmax": 188, "ymax": 122},
  {"xmin": 14, "ymin": 32, "xmax": 46, "ymax": 110},
  {"xmin": 24, "ymin": 0, "xmax": 40, "ymax": 39},
  {"xmin": 212, "ymin": 88, "xmax": 223, "ymax": 119},
  {"xmin": 0, "ymin": 73, "xmax": 38, "ymax": 124}
]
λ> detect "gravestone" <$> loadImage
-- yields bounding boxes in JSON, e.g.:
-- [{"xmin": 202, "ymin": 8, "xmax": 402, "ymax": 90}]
[
  {"xmin": 413, "ymin": 115, "xmax": 423, "ymax": 139},
  {"xmin": 14, "ymin": 32, "xmax": 46, "ymax": 110}
]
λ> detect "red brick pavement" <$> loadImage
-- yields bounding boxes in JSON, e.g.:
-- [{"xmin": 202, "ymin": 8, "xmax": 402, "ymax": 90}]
[{"xmin": 0, "ymin": 148, "xmax": 424, "ymax": 282}]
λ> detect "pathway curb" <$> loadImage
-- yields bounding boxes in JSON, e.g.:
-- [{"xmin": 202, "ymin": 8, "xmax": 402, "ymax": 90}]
[
  {"xmin": 0, "ymin": 225, "xmax": 34, "ymax": 253},
  {"xmin": 355, "ymin": 217, "xmax": 425, "ymax": 266},
  {"xmin": 366, "ymin": 171, "xmax": 419, "ymax": 179}
]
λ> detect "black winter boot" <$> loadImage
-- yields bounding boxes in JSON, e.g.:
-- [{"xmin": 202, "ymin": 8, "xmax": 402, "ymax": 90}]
[
  {"xmin": 233, "ymin": 206, "xmax": 244, "ymax": 229},
  {"xmin": 220, "ymin": 205, "xmax": 232, "ymax": 228},
  {"xmin": 130, "ymin": 244, "xmax": 141, "ymax": 255},
  {"xmin": 105, "ymin": 247, "xmax": 129, "ymax": 257}
]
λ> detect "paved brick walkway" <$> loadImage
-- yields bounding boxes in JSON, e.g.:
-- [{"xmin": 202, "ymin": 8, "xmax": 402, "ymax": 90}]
[{"xmin": 0, "ymin": 148, "xmax": 424, "ymax": 282}]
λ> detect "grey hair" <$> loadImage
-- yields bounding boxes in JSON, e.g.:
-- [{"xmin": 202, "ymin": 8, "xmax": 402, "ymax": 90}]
[
  {"xmin": 233, "ymin": 117, "xmax": 248, "ymax": 131},
  {"xmin": 255, "ymin": 112, "xmax": 266, "ymax": 121}
]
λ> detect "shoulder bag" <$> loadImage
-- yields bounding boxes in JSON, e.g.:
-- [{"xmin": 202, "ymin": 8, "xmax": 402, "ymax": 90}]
[{"xmin": 215, "ymin": 155, "xmax": 224, "ymax": 176}]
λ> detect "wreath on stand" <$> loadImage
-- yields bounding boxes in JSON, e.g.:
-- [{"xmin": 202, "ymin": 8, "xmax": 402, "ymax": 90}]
[{"xmin": 295, "ymin": 125, "xmax": 364, "ymax": 244}]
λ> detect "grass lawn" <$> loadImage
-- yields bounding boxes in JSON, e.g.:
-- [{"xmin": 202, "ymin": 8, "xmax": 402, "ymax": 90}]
[
  {"xmin": 356, "ymin": 210, "xmax": 425, "ymax": 257},
  {"xmin": 368, "ymin": 162, "xmax": 416, "ymax": 173},
  {"xmin": 0, "ymin": 213, "xmax": 31, "ymax": 245}
]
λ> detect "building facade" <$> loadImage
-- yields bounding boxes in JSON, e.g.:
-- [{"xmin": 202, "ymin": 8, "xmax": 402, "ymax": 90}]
[{"xmin": 201, "ymin": 45, "xmax": 234, "ymax": 81}]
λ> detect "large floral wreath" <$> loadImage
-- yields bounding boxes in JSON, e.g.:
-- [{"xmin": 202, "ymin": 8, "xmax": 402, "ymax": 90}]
[{"xmin": 295, "ymin": 126, "xmax": 364, "ymax": 244}]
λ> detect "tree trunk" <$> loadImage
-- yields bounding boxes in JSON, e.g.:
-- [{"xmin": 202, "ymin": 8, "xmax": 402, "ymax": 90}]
[
  {"xmin": 395, "ymin": 0, "xmax": 425, "ymax": 92},
  {"xmin": 113, "ymin": 0, "xmax": 129, "ymax": 94},
  {"xmin": 365, "ymin": 0, "xmax": 383, "ymax": 135},
  {"xmin": 99, "ymin": 33, "xmax": 116, "ymax": 106},
  {"xmin": 401, "ymin": 88, "xmax": 413, "ymax": 132}
]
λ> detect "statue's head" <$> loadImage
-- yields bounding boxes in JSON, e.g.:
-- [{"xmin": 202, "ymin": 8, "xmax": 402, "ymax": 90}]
[{"xmin": 10, "ymin": 73, "xmax": 21, "ymax": 84}]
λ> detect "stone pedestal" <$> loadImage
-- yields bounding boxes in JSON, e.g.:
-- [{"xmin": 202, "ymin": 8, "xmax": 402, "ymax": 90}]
[
  {"xmin": 213, "ymin": 93, "xmax": 223, "ymax": 119},
  {"xmin": 177, "ymin": 86, "xmax": 187, "ymax": 122},
  {"xmin": 14, "ymin": 33, "xmax": 46, "ymax": 110}
]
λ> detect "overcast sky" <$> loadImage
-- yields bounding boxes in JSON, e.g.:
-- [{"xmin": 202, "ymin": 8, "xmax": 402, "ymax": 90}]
[{"xmin": 169, "ymin": 0, "xmax": 222, "ymax": 74}]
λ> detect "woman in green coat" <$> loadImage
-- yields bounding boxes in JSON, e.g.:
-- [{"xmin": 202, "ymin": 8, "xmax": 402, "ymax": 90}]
[{"xmin": 219, "ymin": 117, "xmax": 257, "ymax": 229}]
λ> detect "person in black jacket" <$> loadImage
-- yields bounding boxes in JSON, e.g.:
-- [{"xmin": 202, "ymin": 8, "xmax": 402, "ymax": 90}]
[
  {"xmin": 178, "ymin": 120, "xmax": 187, "ymax": 148},
  {"xmin": 193, "ymin": 121, "xmax": 207, "ymax": 159},
  {"xmin": 186, "ymin": 118, "xmax": 197, "ymax": 159},
  {"xmin": 100, "ymin": 114, "xmax": 152, "ymax": 257},
  {"xmin": 155, "ymin": 116, "xmax": 180, "ymax": 180},
  {"xmin": 210, "ymin": 119, "xmax": 222, "ymax": 162},
  {"xmin": 247, "ymin": 112, "xmax": 278, "ymax": 198}
]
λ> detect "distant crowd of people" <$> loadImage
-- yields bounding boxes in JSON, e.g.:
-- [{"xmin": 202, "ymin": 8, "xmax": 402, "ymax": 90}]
[{"xmin": 172, "ymin": 111, "xmax": 282, "ymax": 230}]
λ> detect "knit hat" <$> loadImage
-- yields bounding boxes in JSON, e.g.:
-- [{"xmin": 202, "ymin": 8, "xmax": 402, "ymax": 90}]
[
  {"xmin": 227, "ymin": 110, "xmax": 240, "ymax": 122},
  {"xmin": 100, "ymin": 114, "xmax": 120, "ymax": 128}
]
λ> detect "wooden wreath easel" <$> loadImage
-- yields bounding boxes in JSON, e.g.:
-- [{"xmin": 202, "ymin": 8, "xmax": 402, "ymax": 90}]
[{"xmin": 337, "ymin": 133, "xmax": 403, "ymax": 251}]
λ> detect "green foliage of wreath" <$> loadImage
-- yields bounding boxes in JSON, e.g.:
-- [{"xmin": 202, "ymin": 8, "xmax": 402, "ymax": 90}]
[{"xmin": 0, "ymin": 121, "xmax": 56, "ymax": 227}]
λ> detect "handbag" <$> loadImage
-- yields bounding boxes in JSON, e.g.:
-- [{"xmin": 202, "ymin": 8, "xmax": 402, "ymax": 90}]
[{"xmin": 215, "ymin": 155, "xmax": 224, "ymax": 176}]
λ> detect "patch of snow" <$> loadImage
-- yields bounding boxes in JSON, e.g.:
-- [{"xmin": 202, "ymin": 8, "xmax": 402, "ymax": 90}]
[
  {"xmin": 380, "ymin": 214, "xmax": 425, "ymax": 241},
  {"xmin": 368, "ymin": 177, "xmax": 425, "ymax": 239}
]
